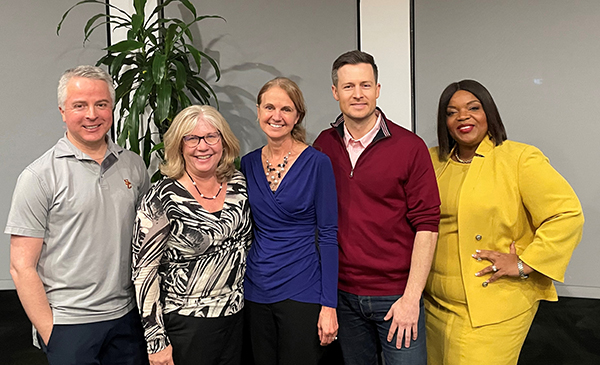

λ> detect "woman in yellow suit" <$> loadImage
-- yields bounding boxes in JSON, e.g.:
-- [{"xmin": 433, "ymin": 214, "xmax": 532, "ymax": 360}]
[{"xmin": 425, "ymin": 79, "xmax": 584, "ymax": 365}]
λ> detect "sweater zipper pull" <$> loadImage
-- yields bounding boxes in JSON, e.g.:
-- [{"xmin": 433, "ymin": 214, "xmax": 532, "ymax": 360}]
[{"xmin": 349, "ymin": 169, "xmax": 354, "ymax": 178}]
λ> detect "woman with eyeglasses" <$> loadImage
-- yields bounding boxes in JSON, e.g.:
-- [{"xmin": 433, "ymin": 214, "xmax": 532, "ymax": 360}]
[
  {"xmin": 240, "ymin": 77, "xmax": 339, "ymax": 365},
  {"xmin": 132, "ymin": 105, "xmax": 252, "ymax": 365}
]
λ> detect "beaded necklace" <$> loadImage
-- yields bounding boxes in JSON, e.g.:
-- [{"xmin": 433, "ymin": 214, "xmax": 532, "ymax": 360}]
[{"xmin": 265, "ymin": 151, "xmax": 291, "ymax": 191}]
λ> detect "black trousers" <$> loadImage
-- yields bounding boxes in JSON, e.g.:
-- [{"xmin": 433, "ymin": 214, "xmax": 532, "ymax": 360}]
[
  {"xmin": 39, "ymin": 309, "xmax": 148, "ymax": 365},
  {"xmin": 164, "ymin": 310, "xmax": 244, "ymax": 365},
  {"xmin": 245, "ymin": 299, "xmax": 324, "ymax": 365}
]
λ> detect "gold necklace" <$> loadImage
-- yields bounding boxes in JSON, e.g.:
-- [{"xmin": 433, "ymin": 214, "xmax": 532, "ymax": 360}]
[{"xmin": 454, "ymin": 149, "xmax": 473, "ymax": 164}]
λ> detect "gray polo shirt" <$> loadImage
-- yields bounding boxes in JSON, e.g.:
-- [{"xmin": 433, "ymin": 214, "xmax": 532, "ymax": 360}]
[{"xmin": 5, "ymin": 135, "xmax": 150, "ymax": 325}]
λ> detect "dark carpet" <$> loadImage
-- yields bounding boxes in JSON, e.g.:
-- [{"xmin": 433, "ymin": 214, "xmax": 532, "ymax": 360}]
[{"xmin": 1, "ymin": 290, "xmax": 599, "ymax": 364}]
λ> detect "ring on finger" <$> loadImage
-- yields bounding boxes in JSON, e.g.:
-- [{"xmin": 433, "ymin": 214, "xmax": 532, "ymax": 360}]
[{"xmin": 492, "ymin": 265, "xmax": 498, "ymax": 272}]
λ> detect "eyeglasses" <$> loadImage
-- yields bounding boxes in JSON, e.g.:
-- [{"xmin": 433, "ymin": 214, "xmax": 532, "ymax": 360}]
[{"xmin": 182, "ymin": 132, "xmax": 221, "ymax": 147}]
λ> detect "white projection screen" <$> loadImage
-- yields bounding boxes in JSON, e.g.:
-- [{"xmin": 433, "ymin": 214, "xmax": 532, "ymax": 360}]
[{"xmin": 361, "ymin": 0, "xmax": 600, "ymax": 299}]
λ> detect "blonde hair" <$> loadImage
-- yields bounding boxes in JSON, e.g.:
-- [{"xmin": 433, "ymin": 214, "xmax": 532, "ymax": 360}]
[
  {"xmin": 257, "ymin": 77, "xmax": 307, "ymax": 143},
  {"xmin": 160, "ymin": 105, "xmax": 240, "ymax": 182}
]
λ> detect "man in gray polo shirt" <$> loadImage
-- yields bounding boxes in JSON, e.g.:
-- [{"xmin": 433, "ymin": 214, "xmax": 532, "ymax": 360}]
[{"xmin": 6, "ymin": 66, "xmax": 150, "ymax": 365}]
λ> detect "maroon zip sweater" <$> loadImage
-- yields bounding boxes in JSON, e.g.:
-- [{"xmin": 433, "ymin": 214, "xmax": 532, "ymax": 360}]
[{"xmin": 313, "ymin": 108, "xmax": 440, "ymax": 296}]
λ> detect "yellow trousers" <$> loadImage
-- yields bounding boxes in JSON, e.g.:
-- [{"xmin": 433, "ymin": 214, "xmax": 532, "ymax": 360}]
[{"xmin": 425, "ymin": 294, "xmax": 539, "ymax": 365}]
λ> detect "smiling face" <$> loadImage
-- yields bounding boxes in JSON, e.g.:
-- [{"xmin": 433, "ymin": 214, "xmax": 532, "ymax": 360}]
[
  {"xmin": 257, "ymin": 86, "xmax": 299, "ymax": 142},
  {"xmin": 59, "ymin": 77, "xmax": 113, "ymax": 151},
  {"xmin": 332, "ymin": 63, "xmax": 380, "ymax": 126},
  {"xmin": 446, "ymin": 90, "xmax": 489, "ymax": 150},
  {"xmin": 182, "ymin": 118, "xmax": 223, "ymax": 178}
]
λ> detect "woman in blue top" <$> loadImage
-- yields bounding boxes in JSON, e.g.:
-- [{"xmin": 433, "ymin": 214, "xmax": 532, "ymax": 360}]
[{"xmin": 241, "ymin": 77, "xmax": 339, "ymax": 365}]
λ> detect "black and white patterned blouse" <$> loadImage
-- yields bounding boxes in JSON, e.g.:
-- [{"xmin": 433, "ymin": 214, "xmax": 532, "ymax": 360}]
[{"xmin": 132, "ymin": 171, "xmax": 252, "ymax": 353}]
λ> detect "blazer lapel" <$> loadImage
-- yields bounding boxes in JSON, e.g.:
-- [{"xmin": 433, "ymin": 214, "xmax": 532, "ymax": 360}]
[{"xmin": 460, "ymin": 136, "xmax": 495, "ymax": 193}]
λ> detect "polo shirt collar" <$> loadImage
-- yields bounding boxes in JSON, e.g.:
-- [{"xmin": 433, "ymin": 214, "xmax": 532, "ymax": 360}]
[{"xmin": 55, "ymin": 133, "xmax": 123, "ymax": 160}]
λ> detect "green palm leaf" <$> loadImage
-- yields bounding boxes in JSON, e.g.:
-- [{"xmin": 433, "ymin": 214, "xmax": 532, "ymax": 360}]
[{"xmin": 59, "ymin": 0, "xmax": 224, "ymax": 175}]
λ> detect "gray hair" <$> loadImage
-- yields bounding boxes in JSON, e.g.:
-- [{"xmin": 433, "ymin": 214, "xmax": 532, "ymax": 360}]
[{"xmin": 57, "ymin": 65, "xmax": 115, "ymax": 108}]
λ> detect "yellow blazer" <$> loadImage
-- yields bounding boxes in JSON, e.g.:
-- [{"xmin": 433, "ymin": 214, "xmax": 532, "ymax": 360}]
[{"xmin": 429, "ymin": 136, "xmax": 584, "ymax": 327}]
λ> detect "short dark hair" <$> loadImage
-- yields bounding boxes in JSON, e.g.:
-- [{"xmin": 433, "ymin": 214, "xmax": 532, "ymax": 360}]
[
  {"xmin": 436, "ymin": 79, "xmax": 507, "ymax": 160},
  {"xmin": 331, "ymin": 50, "xmax": 378, "ymax": 86}
]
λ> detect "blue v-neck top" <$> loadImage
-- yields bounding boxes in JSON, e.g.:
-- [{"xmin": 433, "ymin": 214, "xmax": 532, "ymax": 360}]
[{"xmin": 241, "ymin": 146, "xmax": 338, "ymax": 308}]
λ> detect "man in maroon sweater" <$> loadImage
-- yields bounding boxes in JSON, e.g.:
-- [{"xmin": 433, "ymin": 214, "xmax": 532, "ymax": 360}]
[{"xmin": 313, "ymin": 50, "xmax": 440, "ymax": 365}]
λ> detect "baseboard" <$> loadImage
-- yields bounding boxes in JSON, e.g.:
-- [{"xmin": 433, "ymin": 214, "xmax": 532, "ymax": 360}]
[
  {"xmin": 0, "ymin": 280, "xmax": 15, "ymax": 290},
  {"xmin": 556, "ymin": 283, "xmax": 600, "ymax": 299},
  {"xmin": 1, "ymin": 281, "xmax": 598, "ymax": 299}
]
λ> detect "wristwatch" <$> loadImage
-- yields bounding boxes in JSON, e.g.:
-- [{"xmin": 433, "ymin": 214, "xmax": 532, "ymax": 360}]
[{"xmin": 517, "ymin": 258, "xmax": 529, "ymax": 280}]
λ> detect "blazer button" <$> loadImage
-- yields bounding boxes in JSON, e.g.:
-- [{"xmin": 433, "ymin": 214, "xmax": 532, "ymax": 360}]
[{"xmin": 475, "ymin": 235, "xmax": 482, "ymax": 241}]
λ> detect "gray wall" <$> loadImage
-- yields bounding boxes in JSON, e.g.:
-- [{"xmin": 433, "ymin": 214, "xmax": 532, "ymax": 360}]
[
  {"xmin": 4, "ymin": 1, "xmax": 596, "ymax": 298},
  {"xmin": 0, "ymin": 1, "xmax": 107, "ymax": 289},
  {"xmin": 0, "ymin": 1, "xmax": 357, "ymax": 289},
  {"xmin": 167, "ymin": 0, "xmax": 358, "ymax": 154},
  {"xmin": 414, "ymin": 0, "xmax": 600, "ymax": 298}
]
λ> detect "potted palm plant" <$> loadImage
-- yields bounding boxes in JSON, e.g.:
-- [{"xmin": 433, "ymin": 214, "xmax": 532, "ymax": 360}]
[{"xmin": 58, "ymin": 0, "xmax": 224, "ymax": 180}]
